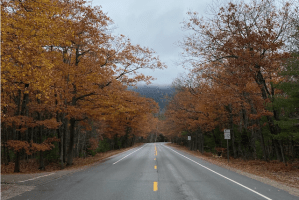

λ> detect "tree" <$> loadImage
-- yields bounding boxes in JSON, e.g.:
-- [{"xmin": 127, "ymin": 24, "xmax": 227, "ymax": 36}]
[
  {"xmin": 1, "ymin": 0, "xmax": 166, "ymax": 171},
  {"xmin": 1, "ymin": 0, "xmax": 67, "ymax": 172},
  {"xmin": 179, "ymin": 0, "xmax": 296, "ymax": 162}
]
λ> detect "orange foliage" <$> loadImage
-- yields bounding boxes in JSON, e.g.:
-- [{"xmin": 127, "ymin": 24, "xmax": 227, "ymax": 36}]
[
  {"xmin": 6, "ymin": 137, "xmax": 59, "ymax": 155},
  {"xmin": 88, "ymin": 138, "xmax": 98, "ymax": 151},
  {"xmin": 1, "ymin": 0, "xmax": 166, "ymax": 167},
  {"xmin": 164, "ymin": 0, "xmax": 294, "ymax": 140}
]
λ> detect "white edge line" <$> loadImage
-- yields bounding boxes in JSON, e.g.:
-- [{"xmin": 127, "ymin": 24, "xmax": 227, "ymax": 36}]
[
  {"xmin": 110, "ymin": 146, "xmax": 140, "ymax": 158},
  {"xmin": 163, "ymin": 145, "xmax": 272, "ymax": 200},
  {"xmin": 18, "ymin": 144, "xmax": 147, "ymax": 182},
  {"xmin": 113, "ymin": 144, "xmax": 146, "ymax": 165},
  {"xmin": 18, "ymin": 173, "xmax": 55, "ymax": 183}
]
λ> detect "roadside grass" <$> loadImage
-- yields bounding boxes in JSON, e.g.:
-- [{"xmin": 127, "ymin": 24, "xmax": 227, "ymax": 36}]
[
  {"xmin": 1, "ymin": 143, "xmax": 143, "ymax": 174},
  {"xmin": 167, "ymin": 143, "xmax": 299, "ymax": 190}
]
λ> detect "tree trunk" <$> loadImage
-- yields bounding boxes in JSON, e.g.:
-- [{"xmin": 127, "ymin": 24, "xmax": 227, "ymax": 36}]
[
  {"xmin": 80, "ymin": 132, "xmax": 86, "ymax": 158},
  {"xmin": 212, "ymin": 130, "xmax": 219, "ymax": 147},
  {"xmin": 67, "ymin": 118, "xmax": 76, "ymax": 166},
  {"xmin": 228, "ymin": 104, "xmax": 237, "ymax": 158},
  {"xmin": 26, "ymin": 128, "xmax": 29, "ymax": 162},
  {"xmin": 13, "ymin": 90, "xmax": 22, "ymax": 173},
  {"xmin": 268, "ymin": 139, "xmax": 273, "ymax": 159},
  {"xmin": 231, "ymin": 129, "xmax": 237, "ymax": 159},
  {"xmin": 200, "ymin": 130, "xmax": 204, "ymax": 153},
  {"xmin": 57, "ymin": 123, "xmax": 64, "ymax": 169},
  {"xmin": 259, "ymin": 127, "xmax": 268, "ymax": 161},
  {"xmin": 14, "ymin": 151, "xmax": 20, "ymax": 172},
  {"xmin": 36, "ymin": 97, "xmax": 45, "ymax": 171},
  {"xmin": 63, "ymin": 118, "xmax": 68, "ymax": 163},
  {"xmin": 56, "ymin": 96, "xmax": 64, "ymax": 169},
  {"xmin": 14, "ymin": 88, "xmax": 30, "ymax": 173},
  {"xmin": 131, "ymin": 134, "xmax": 136, "ymax": 146},
  {"xmin": 39, "ymin": 126, "xmax": 45, "ymax": 170},
  {"xmin": 3, "ymin": 143, "xmax": 8, "ymax": 165},
  {"xmin": 60, "ymin": 128, "xmax": 64, "ymax": 169},
  {"xmin": 251, "ymin": 128, "xmax": 257, "ymax": 159},
  {"xmin": 39, "ymin": 151, "xmax": 45, "ymax": 170},
  {"xmin": 273, "ymin": 140, "xmax": 282, "ymax": 161},
  {"xmin": 255, "ymin": 70, "xmax": 284, "ymax": 161},
  {"xmin": 238, "ymin": 141, "xmax": 244, "ymax": 158},
  {"xmin": 291, "ymin": 138, "xmax": 295, "ymax": 162},
  {"xmin": 2, "ymin": 123, "xmax": 9, "ymax": 165},
  {"xmin": 6, "ymin": 146, "xmax": 10, "ymax": 164},
  {"xmin": 76, "ymin": 129, "xmax": 80, "ymax": 158},
  {"xmin": 279, "ymin": 140, "xmax": 287, "ymax": 165}
]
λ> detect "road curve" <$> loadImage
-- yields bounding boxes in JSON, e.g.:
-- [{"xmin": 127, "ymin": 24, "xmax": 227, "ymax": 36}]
[{"xmin": 9, "ymin": 143, "xmax": 298, "ymax": 200}]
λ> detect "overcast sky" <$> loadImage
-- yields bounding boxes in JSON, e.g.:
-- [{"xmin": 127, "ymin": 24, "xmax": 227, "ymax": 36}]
[{"xmin": 92, "ymin": 0, "xmax": 210, "ymax": 86}]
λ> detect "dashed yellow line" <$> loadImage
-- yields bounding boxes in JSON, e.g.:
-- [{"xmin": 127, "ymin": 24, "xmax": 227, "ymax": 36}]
[
  {"xmin": 153, "ymin": 182, "xmax": 158, "ymax": 191},
  {"xmin": 153, "ymin": 145, "xmax": 158, "ymax": 192}
]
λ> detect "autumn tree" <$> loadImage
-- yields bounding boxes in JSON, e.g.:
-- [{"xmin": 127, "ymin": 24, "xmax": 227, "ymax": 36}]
[
  {"xmin": 51, "ymin": 1, "xmax": 165, "ymax": 165},
  {"xmin": 179, "ymin": 0, "xmax": 296, "ymax": 162},
  {"xmin": 1, "ymin": 0, "xmax": 166, "ymax": 171},
  {"xmin": 1, "ymin": 0, "xmax": 68, "ymax": 172}
]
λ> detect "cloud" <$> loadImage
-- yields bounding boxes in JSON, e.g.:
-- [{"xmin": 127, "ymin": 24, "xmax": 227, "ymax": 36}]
[{"xmin": 94, "ymin": 0, "xmax": 209, "ymax": 85}]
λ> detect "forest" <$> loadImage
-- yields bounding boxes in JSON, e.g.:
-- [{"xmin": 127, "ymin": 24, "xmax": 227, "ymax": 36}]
[
  {"xmin": 161, "ymin": 0, "xmax": 299, "ymax": 164},
  {"xmin": 1, "ymin": 0, "xmax": 165, "ymax": 172},
  {"xmin": 1, "ymin": 0, "xmax": 299, "ymax": 174}
]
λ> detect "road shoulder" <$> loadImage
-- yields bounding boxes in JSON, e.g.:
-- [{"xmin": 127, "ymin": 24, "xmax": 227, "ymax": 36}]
[
  {"xmin": 166, "ymin": 143, "xmax": 299, "ymax": 197},
  {"xmin": 1, "ymin": 144, "xmax": 143, "ymax": 200}
]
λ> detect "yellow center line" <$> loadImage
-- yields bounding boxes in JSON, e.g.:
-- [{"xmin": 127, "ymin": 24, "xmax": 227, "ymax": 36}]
[
  {"xmin": 153, "ymin": 182, "xmax": 158, "ymax": 191},
  {"xmin": 154, "ymin": 165, "xmax": 157, "ymax": 169}
]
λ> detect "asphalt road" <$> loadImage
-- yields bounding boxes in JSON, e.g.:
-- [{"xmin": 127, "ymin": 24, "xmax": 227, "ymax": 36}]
[{"xmin": 9, "ymin": 143, "xmax": 298, "ymax": 200}]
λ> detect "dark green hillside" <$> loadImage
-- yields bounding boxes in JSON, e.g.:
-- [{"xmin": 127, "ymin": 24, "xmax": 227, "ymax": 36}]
[{"xmin": 129, "ymin": 85, "xmax": 175, "ymax": 112}]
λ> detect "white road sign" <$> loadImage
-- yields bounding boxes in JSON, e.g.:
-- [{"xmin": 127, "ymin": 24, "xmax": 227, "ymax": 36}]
[
  {"xmin": 224, "ymin": 129, "xmax": 231, "ymax": 139},
  {"xmin": 188, "ymin": 136, "xmax": 191, "ymax": 140}
]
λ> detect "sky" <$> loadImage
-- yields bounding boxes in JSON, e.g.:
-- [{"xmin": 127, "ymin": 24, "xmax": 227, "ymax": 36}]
[{"xmin": 92, "ymin": 0, "xmax": 210, "ymax": 86}]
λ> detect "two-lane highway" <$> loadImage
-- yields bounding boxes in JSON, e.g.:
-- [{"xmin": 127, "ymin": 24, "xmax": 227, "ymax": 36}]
[{"xmin": 9, "ymin": 143, "xmax": 298, "ymax": 200}]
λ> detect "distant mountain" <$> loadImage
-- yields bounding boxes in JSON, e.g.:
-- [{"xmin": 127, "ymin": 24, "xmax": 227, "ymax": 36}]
[{"xmin": 128, "ymin": 85, "xmax": 176, "ymax": 112}]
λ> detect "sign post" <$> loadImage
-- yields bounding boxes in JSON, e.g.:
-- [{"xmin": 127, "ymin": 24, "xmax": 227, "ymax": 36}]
[
  {"xmin": 188, "ymin": 136, "xmax": 191, "ymax": 150},
  {"xmin": 224, "ymin": 129, "xmax": 230, "ymax": 163}
]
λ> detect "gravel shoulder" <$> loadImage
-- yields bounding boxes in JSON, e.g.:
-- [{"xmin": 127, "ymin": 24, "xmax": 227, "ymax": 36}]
[{"xmin": 1, "ymin": 184, "xmax": 35, "ymax": 200}]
